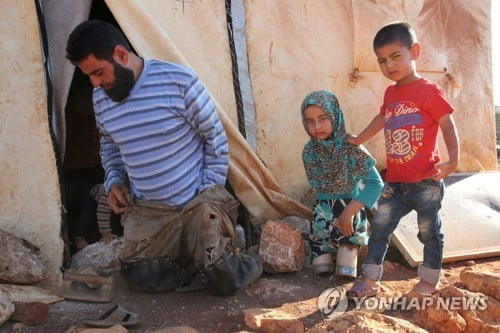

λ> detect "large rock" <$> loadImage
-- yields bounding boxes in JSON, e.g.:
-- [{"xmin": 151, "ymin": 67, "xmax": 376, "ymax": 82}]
[
  {"xmin": 259, "ymin": 220, "xmax": 305, "ymax": 274},
  {"xmin": 413, "ymin": 301, "xmax": 466, "ymax": 333},
  {"xmin": 281, "ymin": 216, "xmax": 311, "ymax": 239},
  {"xmin": 413, "ymin": 286, "xmax": 499, "ymax": 333},
  {"xmin": 308, "ymin": 310, "xmax": 426, "ymax": 332},
  {"xmin": 243, "ymin": 308, "xmax": 305, "ymax": 333},
  {"xmin": 70, "ymin": 238, "xmax": 126, "ymax": 275},
  {"xmin": 0, "ymin": 230, "xmax": 47, "ymax": 284},
  {"xmin": 0, "ymin": 292, "xmax": 14, "ymax": 327},
  {"xmin": 459, "ymin": 267, "xmax": 500, "ymax": 300}
]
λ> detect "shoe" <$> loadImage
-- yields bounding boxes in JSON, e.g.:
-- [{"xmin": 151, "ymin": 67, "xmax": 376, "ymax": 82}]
[
  {"xmin": 346, "ymin": 277, "xmax": 379, "ymax": 300},
  {"xmin": 83, "ymin": 304, "xmax": 140, "ymax": 328}
]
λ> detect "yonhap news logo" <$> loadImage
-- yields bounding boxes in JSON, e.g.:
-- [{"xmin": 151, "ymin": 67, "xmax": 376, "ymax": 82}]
[
  {"xmin": 352, "ymin": 294, "xmax": 488, "ymax": 312},
  {"xmin": 317, "ymin": 286, "xmax": 488, "ymax": 318},
  {"xmin": 317, "ymin": 286, "xmax": 348, "ymax": 319}
]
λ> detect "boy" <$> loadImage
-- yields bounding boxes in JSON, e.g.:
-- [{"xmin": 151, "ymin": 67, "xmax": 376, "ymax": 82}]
[{"xmin": 347, "ymin": 22, "xmax": 460, "ymax": 296}]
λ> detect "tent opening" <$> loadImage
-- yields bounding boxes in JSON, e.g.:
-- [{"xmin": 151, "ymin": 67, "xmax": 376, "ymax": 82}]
[{"xmin": 62, "ymin": 0, "xmax": 125, "ymax": 255}]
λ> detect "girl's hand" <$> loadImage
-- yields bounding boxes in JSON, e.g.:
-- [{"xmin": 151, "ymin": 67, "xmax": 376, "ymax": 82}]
[
  {"xmin": 334, "ymin": 212, "xmax": 355, "ymax": 237},
  {"xmin": 334, "ymin": 200, "xmax": 364, "ymax": 237}
]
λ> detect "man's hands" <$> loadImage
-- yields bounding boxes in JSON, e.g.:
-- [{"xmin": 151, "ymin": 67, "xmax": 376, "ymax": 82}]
[{"xmin": 108, "ymin": 183, "xmax": 132, "ymax": 214}]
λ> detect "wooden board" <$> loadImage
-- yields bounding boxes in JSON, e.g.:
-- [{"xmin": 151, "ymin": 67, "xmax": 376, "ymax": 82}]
[{"xmin": 392, "ymin": 172, "xmax": 500, "ymax": 267}]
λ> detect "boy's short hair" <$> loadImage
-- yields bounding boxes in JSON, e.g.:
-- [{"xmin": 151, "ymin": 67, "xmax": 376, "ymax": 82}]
[
  {"xmin": 373, "ymin": 21, "xmax": 417, "ymax": 50},
  {"xmin": 66, "ymin": 20, "xmax": 131, "ymax": 64}
]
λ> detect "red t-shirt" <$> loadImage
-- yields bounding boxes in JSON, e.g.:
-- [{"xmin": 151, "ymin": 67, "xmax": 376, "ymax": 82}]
[{"xmin": 380, "ymin": 78, "xmax": 454, "ymax": 182}]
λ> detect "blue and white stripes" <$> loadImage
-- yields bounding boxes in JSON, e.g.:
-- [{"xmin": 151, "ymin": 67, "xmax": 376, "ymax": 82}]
[{"xmin": 93, "ymin": 60, "xmax": 229, "ymax": 207}]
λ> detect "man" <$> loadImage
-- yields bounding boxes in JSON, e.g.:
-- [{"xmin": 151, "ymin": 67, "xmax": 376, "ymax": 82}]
[{"xmin": 66, "ymin": 20, "xmax": 261, "ymax": 295}]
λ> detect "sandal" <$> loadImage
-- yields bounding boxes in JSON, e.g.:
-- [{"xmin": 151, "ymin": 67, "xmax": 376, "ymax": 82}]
[
  {"xmin": 346, "ymin": 277, "xmax": 379, "ymax": 300},
  {"xmin": 83, "ymin": 304, "xmax": 141, "ymax": 328}
]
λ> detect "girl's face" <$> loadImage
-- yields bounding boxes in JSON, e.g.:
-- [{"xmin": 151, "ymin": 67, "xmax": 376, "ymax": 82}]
[{"xmin": 303, "ymin": 105, "xmax": 333, "ymax": 140}]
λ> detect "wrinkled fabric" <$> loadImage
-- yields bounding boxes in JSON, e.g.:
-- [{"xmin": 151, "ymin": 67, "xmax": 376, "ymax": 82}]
[{"xmin": 121, "ymin": 185, "xmax": 237, "ymax": 268}]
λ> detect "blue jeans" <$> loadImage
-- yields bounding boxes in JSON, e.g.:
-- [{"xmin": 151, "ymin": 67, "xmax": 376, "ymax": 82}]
[{"xmin": 364, "ymin": 179, "xmax": 445, "ymax": 278}]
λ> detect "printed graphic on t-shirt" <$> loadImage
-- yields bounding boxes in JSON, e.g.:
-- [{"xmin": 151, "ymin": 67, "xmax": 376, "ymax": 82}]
[{"xmin": 384, "ymin": 101, "xmax": 423, "ymax": 164}]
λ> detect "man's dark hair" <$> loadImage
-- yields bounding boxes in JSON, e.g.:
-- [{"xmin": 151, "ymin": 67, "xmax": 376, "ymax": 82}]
[
  {"xmin": 373, "ymin": 21, "xmax": 417, "ymax": 50},
  {"xmin": 66, "ymin": 20, "xmax": 131, "ymax": 64}
]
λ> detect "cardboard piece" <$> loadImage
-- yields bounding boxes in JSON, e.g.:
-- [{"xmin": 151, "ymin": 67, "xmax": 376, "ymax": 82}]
[{"xmin": 392, "ymin": 172, "xmax": 500, "ymax": 267}]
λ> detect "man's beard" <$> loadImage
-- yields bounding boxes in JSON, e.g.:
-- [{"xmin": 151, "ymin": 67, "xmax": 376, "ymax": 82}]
[{"xmin": 105, "ymin": 61, "xmax": 135, "ymax": 102}]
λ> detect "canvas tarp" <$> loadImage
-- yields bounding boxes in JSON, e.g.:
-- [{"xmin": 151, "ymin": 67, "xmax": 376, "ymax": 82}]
[
  {"xmin": 0, "ymin": 0, "xmax": 497, "ymax": 285},
  {"xmin": 44, "ymin": 0, "xmax": 497, "ymax": 223},
  {"xmin": 0, "ymin": 1, "xmax": 63, "ymax": 285},
  {"xmin": 104, "ymin": 0, "xmax": 313, "ymax": 224},
  {"xmin": 244, "ymin": 0, "xmax": 496, "ymax": 201},
  {"xmin": 42, "ymin": 0, "xmax": 93, "ymax": 157}
]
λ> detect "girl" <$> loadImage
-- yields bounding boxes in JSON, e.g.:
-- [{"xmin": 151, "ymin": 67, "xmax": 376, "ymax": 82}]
[{"xmin": 301, "ymin": 90, "xmax": 383, "ymax": 276}]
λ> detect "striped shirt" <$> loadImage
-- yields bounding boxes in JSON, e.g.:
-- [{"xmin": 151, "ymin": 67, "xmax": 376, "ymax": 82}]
[{"xmin": 93, "ymin": 60, "xmax": 229, "ymax": 207}]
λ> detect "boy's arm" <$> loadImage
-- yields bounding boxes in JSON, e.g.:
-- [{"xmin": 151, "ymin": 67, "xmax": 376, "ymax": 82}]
[
  {"xmin": 433, "ymin": 113, "xmax": 459, "ymax": 181},
  {"xmin": 348, "ymin": 114, "xmax": 385, "ymax": 145}
]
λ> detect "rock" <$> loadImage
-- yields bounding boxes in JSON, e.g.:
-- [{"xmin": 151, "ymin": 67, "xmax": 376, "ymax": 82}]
[
  {"xmin": 0, "ymin": 292, "xmax": 14, "ymax": 327},
  {"xmin": 281, "ymin": 216, "xmax": 311, "ymax": 239},
  {"xmin": 461, "ymin": 311, "xmax": 500, "ymax": 333},
  {"xmin": 70, "ymin": 238, "xmax": 126, "ymax": 275},
  {"xmin": 413, "ymin": 286, "xmax": 499, "ymax": 333},
  {"xmin": 440, "ymin": 286, "xmax": 500, "ymax": 332},
  {"xmin": 259, "ymin": 220, "xmax": 305, "ymax": 274},
  {"xmin": 243, "ymin": 308, "xmax": 305, "ymax": 333},
  {"xmin": 463, "ymin": 260, "xmax": 475, "ymax": 267},
  {"xmin": 414, "ymin": 304, "xmax": 466, "ymax": 333},
  {"xmin": 0, "ymin": 230, "xmax": 47, "ymax": 284},
  {"xmin": 459, "ymin": 268, "xmax": 500, "ymax": 300},
  {"xmin": 309, "ymin": 310, "xmax": 426, "ymax": 332}
]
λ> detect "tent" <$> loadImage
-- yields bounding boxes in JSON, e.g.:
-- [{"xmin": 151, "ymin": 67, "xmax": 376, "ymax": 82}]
[{"xmin": 0, "ymin": 0, "xmax": 496, "ymax": 285}]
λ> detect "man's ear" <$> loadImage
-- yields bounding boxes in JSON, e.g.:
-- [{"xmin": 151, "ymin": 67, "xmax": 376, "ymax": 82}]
[
  {"xmin": 411, "ymin": 43, "xmax": 421, "ymax": 60},
  {"xmin": 112, "ymin": 45, "xmax": 129, "ymax": 65}
]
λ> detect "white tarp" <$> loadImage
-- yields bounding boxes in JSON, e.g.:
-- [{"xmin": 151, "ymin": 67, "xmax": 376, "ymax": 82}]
[{"xmin": 0, "ymin": 1, "xmax": 64, "ymax": 285}]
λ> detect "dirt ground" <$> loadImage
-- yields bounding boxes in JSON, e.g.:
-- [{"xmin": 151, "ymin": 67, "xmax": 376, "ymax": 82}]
[{"xmin": 1, "ymin": 246, "xmax": 498, "ymax": 333}]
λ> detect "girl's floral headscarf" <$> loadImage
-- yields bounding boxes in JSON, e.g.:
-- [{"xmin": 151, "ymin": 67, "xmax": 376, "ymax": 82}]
[{"xmin": 301, "ymin": 90, "xmax": 376, "ymax": 195}]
